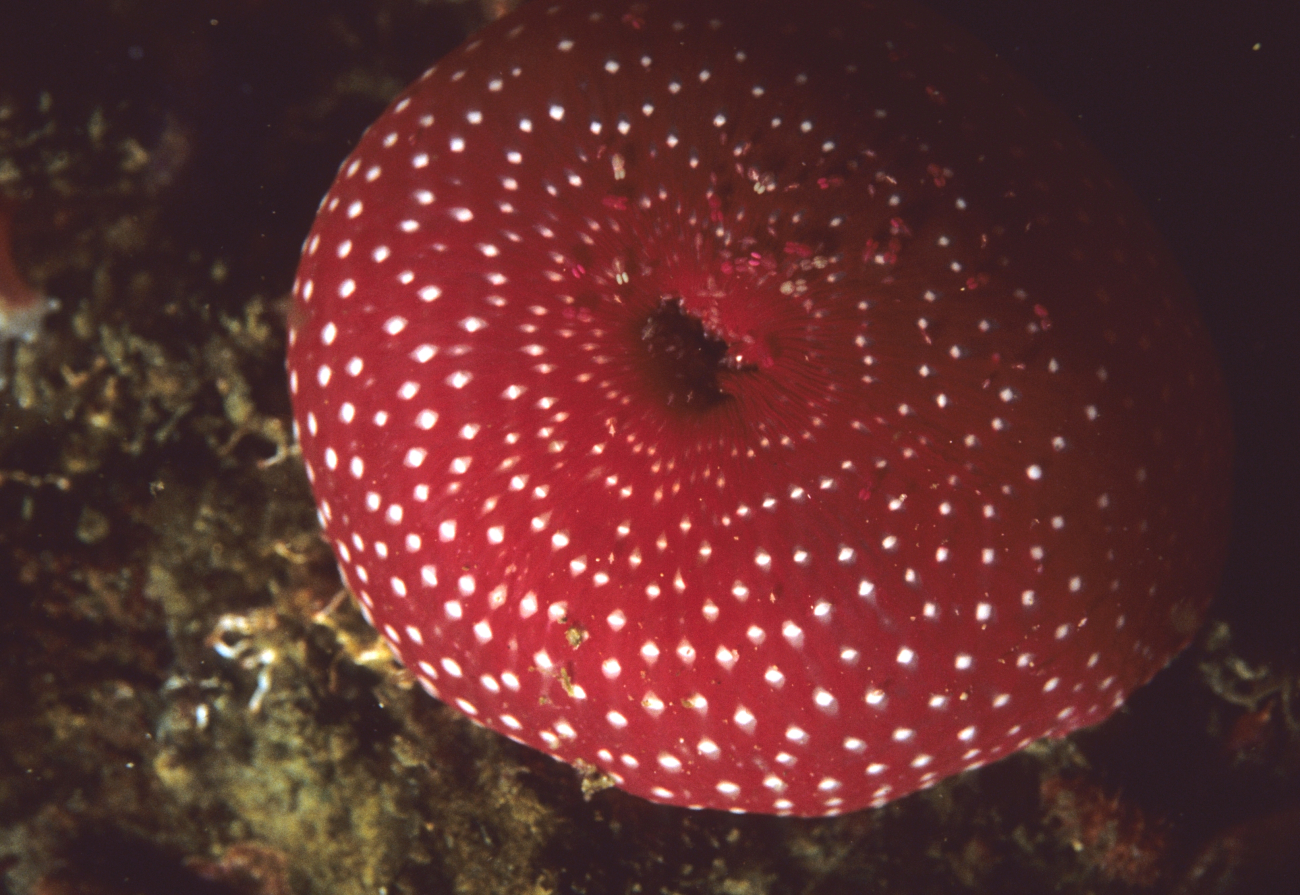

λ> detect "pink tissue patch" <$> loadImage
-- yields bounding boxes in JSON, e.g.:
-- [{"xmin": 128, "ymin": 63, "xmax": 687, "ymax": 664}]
[
  {"xmin": 286, "ymin": 0, "xmax": 1231, "ymax": 816},
  {"xmin": 0, "ymin": 211, "xmax": 46, "ymax": 328},
  {"xmin": 0, "ymin": 208, "xmax": 56, "ymax": 385}
]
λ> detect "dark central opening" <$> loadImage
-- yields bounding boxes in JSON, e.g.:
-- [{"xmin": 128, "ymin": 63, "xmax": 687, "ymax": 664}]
[{"xmin": 640, "ymin": 298, "xmax": 733, "ymax": 409}]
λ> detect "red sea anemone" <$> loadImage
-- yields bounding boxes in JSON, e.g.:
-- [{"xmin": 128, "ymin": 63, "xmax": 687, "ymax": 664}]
[{"xmin": 286, "ymin": 0, "xmax": 1231, "ymax": 815}]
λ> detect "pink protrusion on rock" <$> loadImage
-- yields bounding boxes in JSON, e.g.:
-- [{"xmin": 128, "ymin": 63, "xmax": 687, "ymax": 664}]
[{"xmin": 0, "ymin": 208, "xmax": 56, "ymax": 351}]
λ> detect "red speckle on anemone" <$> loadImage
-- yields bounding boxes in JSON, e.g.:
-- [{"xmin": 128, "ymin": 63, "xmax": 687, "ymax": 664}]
[{"xmin": 286, "ymin": 0, "xmax": 1231, "ymax": 816}]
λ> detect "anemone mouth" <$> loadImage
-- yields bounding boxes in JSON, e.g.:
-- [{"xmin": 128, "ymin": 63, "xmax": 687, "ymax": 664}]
[{"xmin": 639, "ymin": 296, "xmax": 756, "ymax": 411}]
